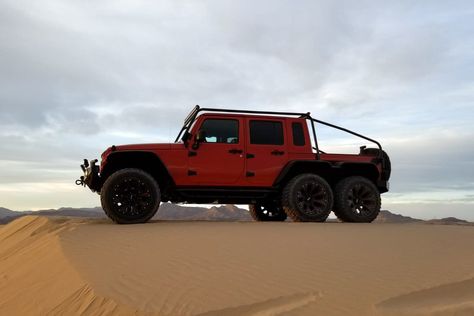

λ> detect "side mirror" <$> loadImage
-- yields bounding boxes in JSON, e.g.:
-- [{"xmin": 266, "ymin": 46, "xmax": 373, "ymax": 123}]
[{"xmin": 192, "ymin": 130, "xmax": 206, "ymax": 150}]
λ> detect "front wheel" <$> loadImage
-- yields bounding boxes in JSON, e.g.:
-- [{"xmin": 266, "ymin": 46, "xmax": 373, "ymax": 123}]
[
  {"xmin": 282, "ymin": 174, "xmax": 333, "ymax": 222},
  {"xmin": 249, "ymin": 202, "xmax": 287, "ymax": 221},
  {"xmin": 333, "ymin": 176, "xmax": 381, "ymax": 223},
  {"xmin": 100, "ymin": 168, "xmax": 161, "ymax": 224}
]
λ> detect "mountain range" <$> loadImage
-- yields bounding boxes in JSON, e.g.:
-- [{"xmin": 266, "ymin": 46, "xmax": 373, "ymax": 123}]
[
  {"xmin": 0, "ymin": 205, "xmax": 471, "ymax": 225},
  {"xmin": 0, "ymin": 203, "xmax": 251, "ymax": 224}
]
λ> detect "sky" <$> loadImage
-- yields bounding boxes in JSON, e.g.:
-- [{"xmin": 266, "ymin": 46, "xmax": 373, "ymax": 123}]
[{"xmin": 0, "ymin": 0, "xmax": 473, "ymax": 219}]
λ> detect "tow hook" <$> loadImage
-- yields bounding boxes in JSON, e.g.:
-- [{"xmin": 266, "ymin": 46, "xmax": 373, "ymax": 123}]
[
  {"xmin": 76, "ymin": 159, "xmax": 98, "ymax": 189},
  {"xmin": 76, "ymin": 176, "xmax": 85, "ymax": 186}
]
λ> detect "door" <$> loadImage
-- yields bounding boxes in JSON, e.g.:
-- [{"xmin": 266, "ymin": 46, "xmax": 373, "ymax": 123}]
[
  {"xmin": 245, "ymin": 118, "xmax": 288, "ymax": 186},
  {"xmin": 187, "ymin": 117, "xmax": 245, "ymax": 185}
]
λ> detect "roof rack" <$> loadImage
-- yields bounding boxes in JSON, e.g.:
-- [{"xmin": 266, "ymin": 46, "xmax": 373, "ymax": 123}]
[{"xmin": 175, "ymin": 105, "xmax": 382, "ymax": 158}]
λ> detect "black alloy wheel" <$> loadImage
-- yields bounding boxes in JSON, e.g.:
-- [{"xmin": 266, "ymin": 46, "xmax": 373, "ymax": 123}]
[
  {"xmin": 249, "ymin": 202, "xmax": 287, "ymax": 221},
  {"xmin": 282, "ymin": 173, "xmax": 333, "ymax": 222},
  {"xmin": 333, "ymin": 176, "xmax": 381, "ymax": 223},
  {"xmin": 101, "ymin": 168, "xmax": 161, "ymax": 224}
]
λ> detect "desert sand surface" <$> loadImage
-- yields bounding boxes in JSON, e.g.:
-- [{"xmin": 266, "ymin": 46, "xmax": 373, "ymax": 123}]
[{"xmin": 0, "ymin": 216, "xmax": 473, "ymax": 315}]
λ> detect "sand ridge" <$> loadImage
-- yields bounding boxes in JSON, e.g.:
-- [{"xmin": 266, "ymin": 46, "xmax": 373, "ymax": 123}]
[
  {"xmin": 0, "ymin": 216, "xmax": 473, "ymax": 315},
  {"xmin": 0, "ymin": 216, "xmax": 140, "ymax": 315}
]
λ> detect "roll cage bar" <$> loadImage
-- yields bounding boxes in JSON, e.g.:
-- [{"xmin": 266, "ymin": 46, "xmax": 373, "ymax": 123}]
[{"xmin": 175, "ymin": 105, "xmax": 382, "ymax": 160}]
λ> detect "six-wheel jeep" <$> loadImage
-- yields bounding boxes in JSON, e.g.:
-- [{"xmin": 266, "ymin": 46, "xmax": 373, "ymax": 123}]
[{"xmin": 77, "ymin": 106, "xmax": 390, "ymax": 224}]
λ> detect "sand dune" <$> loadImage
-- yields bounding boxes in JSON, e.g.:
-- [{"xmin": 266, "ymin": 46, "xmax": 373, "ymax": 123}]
[{"xmin": 0, "ymin": 216, "xmax": 473, "ymax": 315}]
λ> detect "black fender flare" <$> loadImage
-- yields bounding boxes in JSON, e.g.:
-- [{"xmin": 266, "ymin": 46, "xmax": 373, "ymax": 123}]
[
  {"xmin": 273, "ymin": 160, "xmax": 380, "ymax": 188},
  {"xmin": 101, "ymin": 151, "xmax": 175, "ymax": 188},
  {"xmin": 273, "ymin": 160, "xmax": 333, "ymax": 187}
]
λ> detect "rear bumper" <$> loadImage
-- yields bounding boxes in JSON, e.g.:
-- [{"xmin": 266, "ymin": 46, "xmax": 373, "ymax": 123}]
[{"xmin": 76, "ymin": 159, "xmax": 101, "ymax": 193}]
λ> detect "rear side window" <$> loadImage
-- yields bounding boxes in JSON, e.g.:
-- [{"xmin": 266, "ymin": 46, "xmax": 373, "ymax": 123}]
[
  {"xmin": 292, "ymin": 122, "xmax": 305, "ymax": 146},
  {"xmin": 199, "ymin": 119, "xmax": 239, "ymax": 143},
  {"xmin": 249, "ymin": 120, "xmax": 284, "ymax": 145}
]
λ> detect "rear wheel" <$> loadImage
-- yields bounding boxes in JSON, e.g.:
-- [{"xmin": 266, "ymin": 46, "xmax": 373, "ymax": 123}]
[
  {"xmin": 249, "ymin": 202, "xmax": 287, "ymax": 221},
  {"xmin": 101, "ymin": 168, "xmax": 161, "ymax": 224},
  {"xmin": 333, "ymin": 176, "xmax": 381, "ymax": 223},
  {"xmin": 282, "ymin": 174, "xmax": 333, "ymax": 222}
]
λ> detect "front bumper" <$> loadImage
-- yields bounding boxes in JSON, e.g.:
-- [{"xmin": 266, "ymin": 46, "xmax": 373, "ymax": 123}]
[{"xmin": 76, "ymin": 159, "xmax": 101, "ymax": 193}]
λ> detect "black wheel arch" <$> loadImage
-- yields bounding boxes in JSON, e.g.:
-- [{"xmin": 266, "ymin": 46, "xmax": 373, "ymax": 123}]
[{"xmin": 100, "ymin": 151, "xmax": 175, "ymax": 196}]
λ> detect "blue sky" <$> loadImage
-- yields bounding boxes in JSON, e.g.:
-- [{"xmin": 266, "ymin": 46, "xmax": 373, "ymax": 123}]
[{"xmin": 0, "ymin": 0, "xmax": 473, "ymax": 219}]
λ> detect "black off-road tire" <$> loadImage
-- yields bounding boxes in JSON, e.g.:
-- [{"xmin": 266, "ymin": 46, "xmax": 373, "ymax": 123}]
[
  {"xmin": 249, "ymin": 203, "xmax": 287, "ymax": 221},
  {"xmin": 282, "ymin": 173, "xmax": 333, "ymax": 222},
  {"xmin": 333, "ymin": 176, "xmax": 381, "ymax": 223},
  {"xmin": 332, "ymin": 204, "xmax": 352, "ymax": 223},
  {"xmin": 100, "ymin": 168, "xmax": 161, "ymax": 224}
]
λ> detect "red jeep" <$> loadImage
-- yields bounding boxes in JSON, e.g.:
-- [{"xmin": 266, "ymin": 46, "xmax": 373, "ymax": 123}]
[{"xmin": 77, "ymin": 106, "xmax": 390, "ymax": 224}]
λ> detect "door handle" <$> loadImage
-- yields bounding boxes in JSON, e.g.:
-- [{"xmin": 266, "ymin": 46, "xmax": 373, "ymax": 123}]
[
  {"xmin": 271, "ymin": 150, "xmax": 285, "ymax": 156},
  {"xmin": 228, "ymin": 148, "xmax": 243, "ymax": 154}
]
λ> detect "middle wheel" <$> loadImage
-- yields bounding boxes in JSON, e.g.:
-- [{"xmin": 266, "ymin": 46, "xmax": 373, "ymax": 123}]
[
  {"xmin": 249, "ymin": 202, "xmax": 287, "ymax": 221},
  {"xmin": 282, "ymin": 173, "xmax": 333, "ymax": 222}
]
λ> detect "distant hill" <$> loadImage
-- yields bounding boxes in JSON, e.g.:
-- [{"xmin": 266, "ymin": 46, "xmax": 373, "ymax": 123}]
[
  {"xmin": 0, "ymin": 207, "xmax": 20, "ymax": 224},
  {"xmin": 33, "ymin": 207, "xmax": 105, "ymax": 218},
  {"xmin": 0, "ymin": 207, "xmax": 105, "ymax": 224},
  {"xmin": 0, "ymin": 207, "xmax": 17, "ymax": 217},
  {"xmin": 156, "ymin": 203, "xmax": 251, "ymax": 221},
  {"xmin": 374, "ymin": 210, "xmax": 423, "ymax": 223},
  {"xmin": 374, "ymin": 211, "xmax": 473, "ymax": 225},
  {"xmin": 0, "ymin": 204, "xmax": 251, "ymax": 224},
  {"xmin": 0, "ymin": 206, "xmax": 471, "ymax": 225},
  {"xmin": 426, "ymin": 217, "xmax": 471, "ymax": 225}
]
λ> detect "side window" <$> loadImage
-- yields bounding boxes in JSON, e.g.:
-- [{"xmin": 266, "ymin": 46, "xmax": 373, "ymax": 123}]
[
  {"xmin": 292, "ymin": 122, "xmax": 305, "ymax": 146},
  {"xmin": 249, "ymin": 120, "xmax": 284, "ymax": 145},
  {"xmin": 199, "ymin": 119, "xmax": 239, "ymax": 144}
]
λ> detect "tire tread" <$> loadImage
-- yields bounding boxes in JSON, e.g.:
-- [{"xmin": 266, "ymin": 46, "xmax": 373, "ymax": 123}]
[
  {"xmin": 281, "ymin": 173, "xmax": 333, "ymax": 222},
  {"xmin": 333, "ymin": 176, "xmax": 381, "ymax": 223},
  {"xmin": 100, "ymin": 168, "xmax": 161, "ymax": 224}
]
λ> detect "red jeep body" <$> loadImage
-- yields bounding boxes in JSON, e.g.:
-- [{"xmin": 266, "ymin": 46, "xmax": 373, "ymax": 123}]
[{"xmin": 78, "ymin": 106, "xmax": 390, "ymax": 223}]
